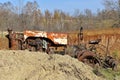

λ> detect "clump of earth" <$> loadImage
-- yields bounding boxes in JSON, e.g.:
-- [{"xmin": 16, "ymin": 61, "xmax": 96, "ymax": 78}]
[{"xmin": 0, "ymin": 50, "xmax": 105, "ymax": 80}]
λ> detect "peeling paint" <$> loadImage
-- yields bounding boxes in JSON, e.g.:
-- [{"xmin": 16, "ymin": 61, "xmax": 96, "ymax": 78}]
[{"xmin": 24, "ymin": 30, "xmax": 68, "ymax": 45}]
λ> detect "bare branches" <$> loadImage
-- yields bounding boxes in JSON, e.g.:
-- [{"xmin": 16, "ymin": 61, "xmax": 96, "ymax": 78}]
[{"xmin": 0, "ymin": 0, "xmax": 120, "ymax": 32}]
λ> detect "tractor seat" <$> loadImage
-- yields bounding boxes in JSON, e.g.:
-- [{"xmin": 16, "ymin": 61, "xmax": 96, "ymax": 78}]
[{"xmin": 89, "ymin": 39, "xmax": 101, "ymax": 44}]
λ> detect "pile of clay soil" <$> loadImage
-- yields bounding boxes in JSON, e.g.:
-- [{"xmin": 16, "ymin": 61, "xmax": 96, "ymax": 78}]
[{"xmin": 0, "ymin": 50, "xmax": 105, "ymax": 80}]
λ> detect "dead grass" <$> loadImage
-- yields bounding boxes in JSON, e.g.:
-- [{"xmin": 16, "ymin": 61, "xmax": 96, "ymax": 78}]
[
  {"xmin": 84, "ymin": 28, "xmax": 120, "ymax": 35},
  {"xmin": 68, "ymin": 28, "xmax": 120, "ymax": 57},
  {"xmin": 0, "ymin": 38, "xmax": 9, "ymax": 50}
]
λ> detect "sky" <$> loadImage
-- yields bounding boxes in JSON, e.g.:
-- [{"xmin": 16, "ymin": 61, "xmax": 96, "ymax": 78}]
[{"xmin": 0, "ymin": 0, "xmax": 105, "ymax": 14}]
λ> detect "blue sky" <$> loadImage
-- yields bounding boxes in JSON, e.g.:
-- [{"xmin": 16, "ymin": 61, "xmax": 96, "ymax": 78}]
[{"xmin": 0, "ymin": 0, "xmax": 104, "ymax": 14}]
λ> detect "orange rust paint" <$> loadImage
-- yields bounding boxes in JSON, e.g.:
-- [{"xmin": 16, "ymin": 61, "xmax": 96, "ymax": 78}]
[
  {"xmin": 24, "ymin": 30, "xmax": 68, "ymax": 45},
  {"xmin": 47, "ymin": 32, "xmax": 67, "ymax": 45}
]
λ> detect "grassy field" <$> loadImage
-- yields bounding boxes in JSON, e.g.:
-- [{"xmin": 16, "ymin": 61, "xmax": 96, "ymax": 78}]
[{"xmin": 93, "ymin": 65, "xmax": 120, "ymax": 80}]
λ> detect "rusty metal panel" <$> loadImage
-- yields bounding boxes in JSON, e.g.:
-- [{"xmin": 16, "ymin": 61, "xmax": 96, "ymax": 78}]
[
  {"xmin": 47, "ymin": 32, "xmax": 67, "ymax": 45},
  {"xmin": 23, "ymin": 30, "xmax": 68, "ymax": 45},
  {"xmin": 24, "ymin": 30, "xmax": 47, "ymax": 40}
]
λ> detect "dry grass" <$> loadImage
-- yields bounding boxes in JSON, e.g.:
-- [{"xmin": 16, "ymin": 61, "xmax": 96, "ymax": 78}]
[
  {"xmin": 84, "ymin": 28, "xmax": 120, "ymax": 35},
  {"xmin": 0, "ymin": 38, "xmax": 9, "ymax": 50},
  {"xmin": 68, "ymin": 28, "xmax": 120, "ymax": 59}
]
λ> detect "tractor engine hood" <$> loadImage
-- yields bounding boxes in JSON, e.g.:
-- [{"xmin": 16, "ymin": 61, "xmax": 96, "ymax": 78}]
[{"xmin": 24, "ymin": 30, "xmax": 68, "ymax": 45}]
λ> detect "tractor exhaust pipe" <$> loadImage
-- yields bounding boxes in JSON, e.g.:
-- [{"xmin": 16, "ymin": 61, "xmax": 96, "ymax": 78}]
[{"xmin": 78, "ymin": 27, "xmax": 83, "ymax": 45}]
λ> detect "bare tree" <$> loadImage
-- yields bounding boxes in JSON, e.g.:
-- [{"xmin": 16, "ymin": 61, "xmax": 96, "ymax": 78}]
[{"xmin": 103, "ymin": 0, "xmax": 120, "ymax": 27}]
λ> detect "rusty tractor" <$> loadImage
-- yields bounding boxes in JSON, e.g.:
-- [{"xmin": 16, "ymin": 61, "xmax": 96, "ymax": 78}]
[
  {"xmin": 7, "ymin": 28, "xmax": 67, "ymax": 54},
  {"xmin": 6, "ymin": 27, "xmax": 117, "ymax": 70},
  {"xmin": 65, "ymin": 27, "xmax": 117, "ymax": 70},
  {"xmin": 65, "ymin": 39, "xmax": 117, "ymax": 70}
]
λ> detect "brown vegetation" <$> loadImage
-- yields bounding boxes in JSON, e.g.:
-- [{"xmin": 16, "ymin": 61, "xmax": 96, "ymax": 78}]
[{"xmin": 68, "ymin": 28, "xmax": 120, "ymax": 58}]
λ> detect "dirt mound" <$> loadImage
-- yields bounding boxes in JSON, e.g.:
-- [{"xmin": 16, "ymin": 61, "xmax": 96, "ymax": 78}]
[{"xmin": 0, "ymin": 50, "xmax": 105, "ymax": 80}]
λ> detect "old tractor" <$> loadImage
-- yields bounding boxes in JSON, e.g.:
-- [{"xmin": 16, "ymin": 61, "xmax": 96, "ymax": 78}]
[
  {"xmin": 65, "ymin": 27, "xmax": 117, "ymax": 70},
  {"xmin": 7, "ymin": 27, "xmax": 117, "ymax": 70},
  {"xmin": 7, "ymin": 28, "xmax": 67, "ymax": 54}
]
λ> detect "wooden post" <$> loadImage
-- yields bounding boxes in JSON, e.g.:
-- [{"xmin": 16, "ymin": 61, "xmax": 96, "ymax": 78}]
[{"xmin": 106, "ymin": 37, "xmax": 110, "ymax": 57}]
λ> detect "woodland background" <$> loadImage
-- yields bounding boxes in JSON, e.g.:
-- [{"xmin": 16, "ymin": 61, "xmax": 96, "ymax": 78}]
[{"xmin": 0, "ymin": 0, "xmax": 120, "ymax": 32}]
